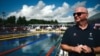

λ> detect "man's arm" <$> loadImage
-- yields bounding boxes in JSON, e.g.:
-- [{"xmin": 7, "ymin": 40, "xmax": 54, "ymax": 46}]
[
  {"xmin": 94, "ymin": 47, "xmax": 100, "ymax": 53},
  {"xmin": 93, "ymin": 29, "xmax": 100, "ymax": 53},
  {"xmin": 61, "ymin": 44, "xmax": 82, "ymax": 53},
  {"xmin": 74, "ymin": 45, "xmax": 100, "ymax": 54}
]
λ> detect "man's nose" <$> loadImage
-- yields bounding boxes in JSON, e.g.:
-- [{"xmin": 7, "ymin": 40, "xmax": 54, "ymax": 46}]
[{"xmin": 74, "ymin": 14, "xmax": 78, "ymax": 17}]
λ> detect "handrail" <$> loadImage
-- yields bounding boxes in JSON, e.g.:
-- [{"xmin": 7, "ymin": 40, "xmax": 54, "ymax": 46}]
[{"xmin": 46, "ymin": 37, "xmax": 62, "ymax": 56}]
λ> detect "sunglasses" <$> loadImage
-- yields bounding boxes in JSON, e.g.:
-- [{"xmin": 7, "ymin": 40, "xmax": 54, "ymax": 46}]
[{"xmin": 73, "ymin": 12, "xmax": 87, "ymax": 16}]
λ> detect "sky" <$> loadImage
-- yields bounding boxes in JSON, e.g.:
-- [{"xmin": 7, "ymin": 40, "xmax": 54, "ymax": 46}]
[{"xmin": 0, "ymin": 0, "xmax": 100, "ymax": 23}]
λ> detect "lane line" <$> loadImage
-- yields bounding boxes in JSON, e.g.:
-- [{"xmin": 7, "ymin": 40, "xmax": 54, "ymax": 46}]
[
  {"xmin": 0, "ymin": 34, "xmax": 48, "ymax": 56},
  {"xmin": 46, "ymin": 46, "xmax": 55, "ymax": 56}
]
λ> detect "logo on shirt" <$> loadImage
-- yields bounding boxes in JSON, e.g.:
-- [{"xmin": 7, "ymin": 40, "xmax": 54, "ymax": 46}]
[
  {"xmin": 89, "ymin": 32, "xmax": 93, "ymax": 37},
  {"xmin": 88, "ymin": 38, "xmax": 93, "ymax": 40},
  {"xmin": 88, "ymin": 32, "xmax": 93, "ymax": 40},
  {"xmin": 73, "ymin": 33, "xmax": 77, "ymax": 37}
]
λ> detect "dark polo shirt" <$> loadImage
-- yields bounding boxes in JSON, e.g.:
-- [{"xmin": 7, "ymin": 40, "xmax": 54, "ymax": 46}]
[{"xmin": 61, "ymin": 24, "xmax": 100, "ymax": 56}]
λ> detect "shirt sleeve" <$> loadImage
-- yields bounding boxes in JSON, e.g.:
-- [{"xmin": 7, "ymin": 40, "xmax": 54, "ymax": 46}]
[
  {"xmin": 94, "ymin": 29, "xmax": 100, "ymax": 47},
  {"xmin": 61, "ymin": 28, "xmax": 70, "ymax": 44}
]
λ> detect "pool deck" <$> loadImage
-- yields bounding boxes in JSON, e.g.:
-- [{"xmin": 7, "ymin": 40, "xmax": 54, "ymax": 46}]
[{"xmin": 0, "ymin": 30, "xmax": 64, "ymax": 40}]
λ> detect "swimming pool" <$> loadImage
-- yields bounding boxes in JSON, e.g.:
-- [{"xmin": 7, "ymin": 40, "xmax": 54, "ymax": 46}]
[{"xmin": 0, "ymin": 33, "xmax": 61, "ymax": 56}]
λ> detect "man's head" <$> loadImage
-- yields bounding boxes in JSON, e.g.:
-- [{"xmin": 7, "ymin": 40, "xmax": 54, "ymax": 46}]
[{"xmin": 73, "ymin": 7, "xmax": 88, "ymax": 23}]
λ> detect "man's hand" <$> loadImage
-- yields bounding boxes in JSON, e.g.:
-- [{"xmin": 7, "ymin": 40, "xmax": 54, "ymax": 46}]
[
  {"xmin": 81, "ymin": 45, "xmax": 92, "ymax": 53},
  {"xmin": 72, "ymin": 45, "xmax": 83, "ymax": 53}
]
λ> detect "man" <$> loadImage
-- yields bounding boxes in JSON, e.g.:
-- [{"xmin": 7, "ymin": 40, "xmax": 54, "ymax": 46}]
[{"xmin": 61, "ymin": 6, "xmax": 100, "ymax": 56}]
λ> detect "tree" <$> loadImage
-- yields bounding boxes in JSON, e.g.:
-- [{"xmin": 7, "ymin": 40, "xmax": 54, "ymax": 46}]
[
  {"xmin": 0, "ymin": 17, "xmax": 3, "ymax": 23},
  {"xmin": 1, "ymin": 12, "xmax": 6, "ymax": 25},
  {"xmin": 0, "ymin": 17, "xmax": 3, "ymax": 26},
  {"xmin": 54, "ymin": 20, "xmax": 58, "ymax": 23},
  {"xmin": 17, "ymin": 16, "xmax": 27, "ymax": 25},
  {"xmin": 28, "ymin": 19, "xmax": 58, "ymax": 24},
  {"xmin": 22, "ymin": 16, "xmax": 27, "ymax": 25},
  {"xmin": 6, "ymin": 16, "xmax": 16, "ymax": 24}
]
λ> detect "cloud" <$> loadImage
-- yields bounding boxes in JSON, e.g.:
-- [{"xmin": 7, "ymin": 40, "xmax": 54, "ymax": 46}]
[
  {"xmin": 71, "ymin": 1, "xmax": 86, "ymax": 10},
  {"xmin": 87, "ymin": 4, "xmax": 100, "ymax": 17},
  {"xmin": 7, "ymin": 1, "xmax": 100, "ymax": 23}
]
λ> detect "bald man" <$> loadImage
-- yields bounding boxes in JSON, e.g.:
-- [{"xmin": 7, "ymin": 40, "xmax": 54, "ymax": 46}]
[{"xmin": 61, "ymin": 7, "xmax": 100, "ymax": 56}]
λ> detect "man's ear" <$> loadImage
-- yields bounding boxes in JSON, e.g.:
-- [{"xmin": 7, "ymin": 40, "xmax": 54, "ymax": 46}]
[
  {"xmin": 86, "ymin": 14, "xmax": 88, "ymax": 18},
  {"xmin": 86, "ymin": 16, "xmax": 88, "ymax": 18}
]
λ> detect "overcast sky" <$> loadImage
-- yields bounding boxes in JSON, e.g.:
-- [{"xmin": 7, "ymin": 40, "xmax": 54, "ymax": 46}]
[{"xmin": 0, "ymin": 0, "xmax": 100, "ymax": 23}]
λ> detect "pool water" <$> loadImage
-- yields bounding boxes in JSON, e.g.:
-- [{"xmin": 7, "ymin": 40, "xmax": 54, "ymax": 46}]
[{"xmin": 0, "ymin": 33, "xmax": 61, "ymax": 56}]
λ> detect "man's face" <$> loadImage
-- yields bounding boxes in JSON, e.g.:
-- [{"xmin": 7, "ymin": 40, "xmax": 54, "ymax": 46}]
[{"xmin": 73, "ymin": 7, "xmax": 88, "ymax": 23}]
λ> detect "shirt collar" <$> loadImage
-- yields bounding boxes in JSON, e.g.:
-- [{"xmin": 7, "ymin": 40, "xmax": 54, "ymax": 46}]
[{"xmin": 75, "ymin": 24, "xmax": 92, "ymax": 31}]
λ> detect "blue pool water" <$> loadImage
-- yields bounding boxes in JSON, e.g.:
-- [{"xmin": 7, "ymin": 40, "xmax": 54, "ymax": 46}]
[{"xmin": 0, "ymin": 33, "xmax": 61, "ymax": 56}]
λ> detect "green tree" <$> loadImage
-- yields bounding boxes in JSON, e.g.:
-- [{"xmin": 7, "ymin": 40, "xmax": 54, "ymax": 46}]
[
  {"xmin": 0, "ymin": 17, "xmax": 3, "ymax": 24},
  {"xmin": 6, "ymin": 16, "xmax": 16, "ymax": 24},
  {"xmin": 17, "ymin": 16, "xmax": 27, "ymax": 25},
  {"xmin": 22, "ymin": 16, "xmax": 27, "ymax": 25},
  {"xmin": 28, "ymin": 19, "xmax": 58, "ymax": 24},
  {"xmin": 54, "ymin": 20, "xmax": 58, "ymax": 23}
]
